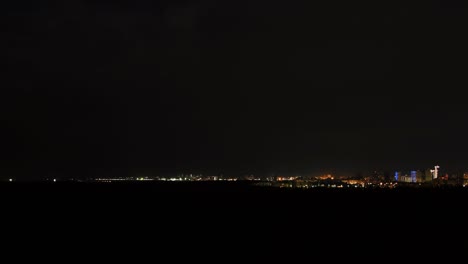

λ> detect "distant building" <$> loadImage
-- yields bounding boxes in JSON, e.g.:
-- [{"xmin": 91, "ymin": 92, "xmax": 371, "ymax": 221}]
[
  {"xmin": 394, "ymin": 171, "xmax": 416, "ymax": 183},
  {"xmin": 416, "ymin": 170, "xmax": 425, "ymax": 183},
  {"xmin": 399, "ymin": 173, "xmax": 413, "ymax": 183},
  {"xmin": 394, "ymin": 171, "xmax": 400, "ymax": 182},
  {"xmin": 410, "ymin": 171, "xmax": 417, "ymax": 183},
  {"xmin": 424, "ymin": 169, "xmax": 433, "ymax": 183},
  {"xmin": 430, "ymin": 165, "xmax": 440, "ymax": 179}
]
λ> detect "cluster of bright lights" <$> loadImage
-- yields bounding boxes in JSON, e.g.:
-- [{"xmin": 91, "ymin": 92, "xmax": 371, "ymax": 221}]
[
  {"xmin": 136, "ymin": 177, "xmax": 155, "ymax": 181},
  {"xmin": 276, "ymin": 176, "xmax": 300, "ymax": 181}
]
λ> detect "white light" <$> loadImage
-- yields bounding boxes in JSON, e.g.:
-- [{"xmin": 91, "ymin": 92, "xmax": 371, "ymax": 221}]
[
  {"xmin": 53, "ymin": 179, "xmax": 56, "ymax": 182},
  {"xmin": 9, "ymin": 179, "xmax": 13, "ymax": 182}
]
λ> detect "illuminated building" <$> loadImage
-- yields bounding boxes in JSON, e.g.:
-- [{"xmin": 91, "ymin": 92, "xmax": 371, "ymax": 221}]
[
  {"xmin": 399, "ymin": 173, "xmax": 413, "ymax": 183},
  {"xmin": 424, "ymin": 169, "xmax": 433, "ymax": 182},
  {"xmin": 430, "ymin": 165, "xmax": 440, "ymax": 179},
  {"xmin": 394, "ymin": 171, "xmax": 417, "ymax": 183},
  {"xmin": 394, "ymin": 171, "xmax": 400, "ymax": 182},
  {"xmin": 410, "ymin": 171, "xmax": 417, "ymax": 183}
]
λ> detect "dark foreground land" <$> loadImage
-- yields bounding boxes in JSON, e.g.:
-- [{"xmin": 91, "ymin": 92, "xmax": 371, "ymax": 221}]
[{"xmin": 2, "ymin": 182, "xmax": 467, "ymax": 256}]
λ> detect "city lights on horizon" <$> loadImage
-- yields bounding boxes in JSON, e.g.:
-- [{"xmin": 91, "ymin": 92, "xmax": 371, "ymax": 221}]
[{"xmin": 2, "ymin": 165, "xmax": 468, "ymax": 188}]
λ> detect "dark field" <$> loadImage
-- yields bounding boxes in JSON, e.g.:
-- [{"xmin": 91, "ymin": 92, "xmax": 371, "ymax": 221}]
[
  {"xmin": 2, "ymin": 182, "xmax": 467, "ymax": 255},
  {"xmin": 2, "ymin": 181, "xmax": 467, "ymax": 219}
]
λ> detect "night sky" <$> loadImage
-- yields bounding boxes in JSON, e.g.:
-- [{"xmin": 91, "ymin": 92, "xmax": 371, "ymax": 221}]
[{"xmin": 2, "ymin": 1, "xmax": 468, "ymax": 179}]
